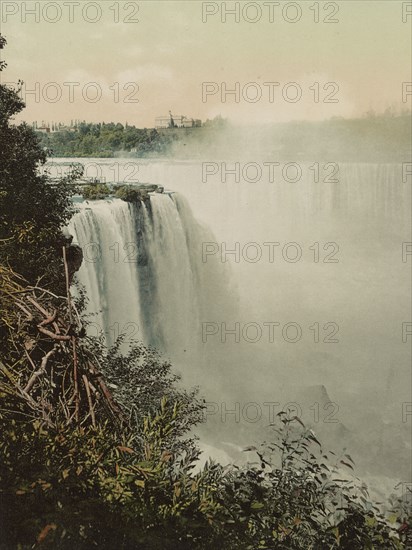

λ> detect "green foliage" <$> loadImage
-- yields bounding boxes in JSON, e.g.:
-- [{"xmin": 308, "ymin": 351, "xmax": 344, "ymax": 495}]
[
  {"xmin": 37, "ymin": 122, "xmax": 166, "ymax": 158},
  {"xmin": 114, "ymin": 185, "xmax": 150, "ymax": 202},
  {"xmin": 209, "ymin": 414, "xmax": 407, "ymax": 549},
  {"xmin": 82, "ymin": 183, "xmax": 111, "ymax": 200},
  {"xmin": 98, "ymin": 338, "xmax": 204, "ymax": 457},
  {"xmin": 1, "ymin": 401, "xmax": 409, "ymax": 549},
  {"xmin": 0, "ymin": 35, "xmax": 7, "ymax": 71}
]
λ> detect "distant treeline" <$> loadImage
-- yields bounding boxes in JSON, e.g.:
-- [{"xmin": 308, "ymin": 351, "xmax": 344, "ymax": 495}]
[
  {"xmin": 37, "ymin": 122, "xmax": 168, "ymax": 157},
  {"xmin": 36, "ymin": 113, "xmax": 411, "ymax": 161},
  {"xmin": 36, "ymin": 116, "xmax": 227, "ymax": 158}
]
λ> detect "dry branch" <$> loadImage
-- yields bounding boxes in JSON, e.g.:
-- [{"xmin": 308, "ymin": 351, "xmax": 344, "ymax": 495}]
[
  {"xmin": 82, "ymin": 374, "xmax": 96, "ymax": 427},
  {"xmin": 37, "ymin": 326, "xmax": 70, "ymax": 341},
  {"xmin": 24, "ymin": 347, "xmax": 56, "ymax": 393},
  {"xmin": 1, "ymin": 257, "xmax": 125, "ymax": 431}
]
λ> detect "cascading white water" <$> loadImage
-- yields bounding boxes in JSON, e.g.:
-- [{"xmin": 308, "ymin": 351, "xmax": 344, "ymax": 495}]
[
  {"xmin": 69, "ymin": 192, "xmax": 232, "ymax": 356},
  {"xmin": 69, "ymin": 199, "xmax": 146, "ymax": 346},
  {"xmin": 139, "ymin": 193, "xmax": 202, "ymax": 352}
]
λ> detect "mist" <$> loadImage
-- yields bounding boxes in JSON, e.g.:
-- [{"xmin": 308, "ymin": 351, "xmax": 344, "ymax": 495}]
[{"xmin": 66, "ymin": 128, "xmax": 411, "ymax": 493}]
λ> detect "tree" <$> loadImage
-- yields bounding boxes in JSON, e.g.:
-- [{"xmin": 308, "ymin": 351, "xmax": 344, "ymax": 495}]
[{"xmin": 0, "ymin": 34, "xmax": 77, "ymax": 290}]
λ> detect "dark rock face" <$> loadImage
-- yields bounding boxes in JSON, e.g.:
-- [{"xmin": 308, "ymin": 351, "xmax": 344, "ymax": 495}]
[
  {"xmin": 61, "ymin": 230, "xmax": 83, "ymax": 283},
  {"xmin": 65, "ymin": 243, "xmax": 83, "ymax": 283}
]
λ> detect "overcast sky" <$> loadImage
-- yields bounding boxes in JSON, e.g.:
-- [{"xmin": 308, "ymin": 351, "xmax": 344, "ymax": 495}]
[{"xmin": 1, "ymin": 0, "xmax": 411, "ymax": 126}]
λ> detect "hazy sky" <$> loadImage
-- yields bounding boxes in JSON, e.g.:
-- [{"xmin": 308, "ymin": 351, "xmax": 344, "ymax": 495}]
[{"xmin": 1, "ymin": 0, "xmax": 411, "ymax": 126}]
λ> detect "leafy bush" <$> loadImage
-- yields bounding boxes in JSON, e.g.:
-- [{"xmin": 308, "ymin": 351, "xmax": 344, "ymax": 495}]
[
  {"xmin": 1, "ymin": 395, "xmax": 408, "ymax": 549},
  {"xmin": 115, "ymin": 185, "xmax": 149, "ymax": 202},
  {"xmin": 210, "ymin": 413, "xmax": 408, "ymax": 549},
  {"xmin": 82, "ymin": 183, "xmax": 111, "ymax": 200}
]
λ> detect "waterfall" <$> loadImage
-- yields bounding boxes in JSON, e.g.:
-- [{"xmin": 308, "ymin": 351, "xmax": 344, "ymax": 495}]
[
  {"xmin": 69, "ymin": 199, "xmax": 146, "ymax": 346},
  {"xmin": 69, "ymin": 192, "xmax": 232, "ymax": 354}
]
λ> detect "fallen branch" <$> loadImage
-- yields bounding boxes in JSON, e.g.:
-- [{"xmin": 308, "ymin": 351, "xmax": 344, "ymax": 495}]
[
  {"xmin": 24, "ymin": 347, "xmax": 56, "ymax": 393},
  {"xmin": 14, "ymin": 300, "xmax": 34, "ymax": 320},
  {"xmin": 72, "ymin": 336, "xmax": 80, "ymax": 423},
  {"xmin": 63, "ymin": 246, "xmax": 79, "ymax": 423},
  {"xmin": 82, "ymin": 374, "xmax": 96, "ymax": 427},
  {"xmin": 26, "ymin": 295, "xmax": 51, "ymax": 318},
  {"xmin": 38, "ymin": 309, "xmax": 57, "ymax": 327},
  {"xmin": 37, "ymin": 326, "xmax": 70, "ymax": 341},
  {"xmin": 87, "ymin": 360, "xmax": 126, "ymax": 423},
  {"xmin": 1, "ymin": 264, "xmax": 128, "ymax": 430},
  {"xmin": 27, "ymin": 296, "xmax": 61, "ymax": 334},
  {"xmin": 1, "ymin": 361, "xmax": 54, "ymax": 428}
]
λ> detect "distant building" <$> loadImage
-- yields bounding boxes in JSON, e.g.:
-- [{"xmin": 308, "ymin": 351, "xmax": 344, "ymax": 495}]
[
  {"xmin": 57, "ymin": 125, "xmax": 77, "ymax": 133},
  {"xmin": 33, "ymin": 120, "xmax": 79, "ymax": 133},
  {"xmin": 155, "ymin": 111, "xmax": 202, "ymax": 129}
]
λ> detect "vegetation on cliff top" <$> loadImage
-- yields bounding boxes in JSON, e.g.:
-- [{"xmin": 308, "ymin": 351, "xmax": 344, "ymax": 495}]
[{"xmin": 81, "ymin": 183, "xmax": 154, "ymax": 202}]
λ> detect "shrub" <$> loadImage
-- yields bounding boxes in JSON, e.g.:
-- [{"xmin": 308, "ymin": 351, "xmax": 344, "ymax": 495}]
[
  {"xmin": 82, "ymin": 183, "xmax": 111, "ymax": 200},
  {"xmin": 115, "ymin": 185, "xmax": 149, "ymax": 202}
]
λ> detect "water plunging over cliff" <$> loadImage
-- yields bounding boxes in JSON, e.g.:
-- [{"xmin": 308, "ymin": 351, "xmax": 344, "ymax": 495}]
[{"xmin": 69, "ymin": 192, "xmax": 232, "ymax": 356}]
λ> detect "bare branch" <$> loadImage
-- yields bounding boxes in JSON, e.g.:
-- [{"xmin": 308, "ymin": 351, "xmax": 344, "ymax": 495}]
[
  {"xmin": 37, "ymin": 326, "xmax": 70, "ymax": 341},
  {"xmin": 24, "ymin": 347, "xmax": 56, "ymax": 393}
]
